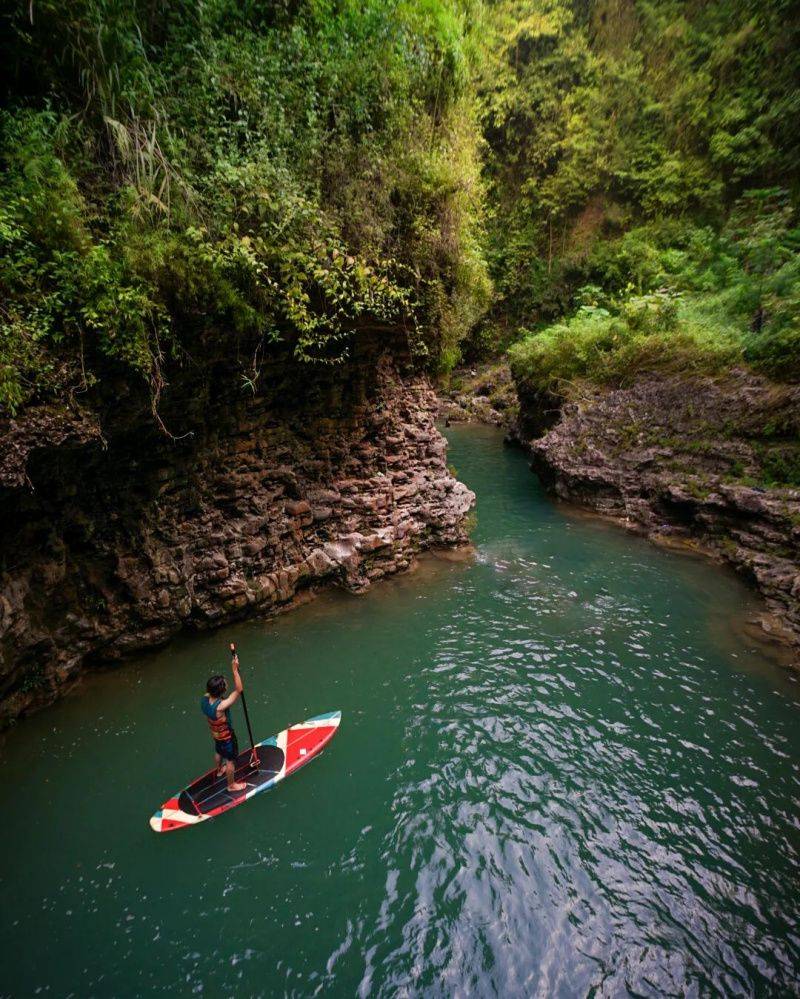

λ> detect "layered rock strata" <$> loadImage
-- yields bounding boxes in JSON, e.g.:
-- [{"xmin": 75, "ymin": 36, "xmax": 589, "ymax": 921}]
[
  {"xmin": 438, "ymin": 364, "xmax": 517, "ymax": 428},
  {"xmin": 523, "ymin": 374, "xmax": 800, "ymax": 657},
  {"xmin": 0, "ymin": 352, "xmax": 474, "ymax": 725}
]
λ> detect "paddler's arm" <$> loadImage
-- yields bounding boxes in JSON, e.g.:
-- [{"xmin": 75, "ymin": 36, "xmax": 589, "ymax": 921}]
[{"xmin": 217, "ymin": 653, "xmax": 243, "ymax": 711}]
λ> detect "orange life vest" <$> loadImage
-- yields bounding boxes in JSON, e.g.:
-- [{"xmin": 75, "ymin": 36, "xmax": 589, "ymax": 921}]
[{"xmin": 201, "ymin": 696, "xmax": 233, "ymax": 742}]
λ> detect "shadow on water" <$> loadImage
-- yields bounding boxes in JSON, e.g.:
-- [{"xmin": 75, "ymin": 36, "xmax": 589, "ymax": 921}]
[{"xmin": 1, "ymin": 423, "xmax": 798, "ymax": 997}]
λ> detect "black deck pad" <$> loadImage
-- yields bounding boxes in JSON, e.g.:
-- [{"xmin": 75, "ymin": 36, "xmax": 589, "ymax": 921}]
[{"xmin": 179, "ymin": 744, "xmax": 285, "ymax": 816}]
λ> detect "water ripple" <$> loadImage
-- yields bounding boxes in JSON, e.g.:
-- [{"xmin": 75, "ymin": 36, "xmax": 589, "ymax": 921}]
[{"xmin": 1, "ymin": 425, "xmax": 798, "ymax": 997}]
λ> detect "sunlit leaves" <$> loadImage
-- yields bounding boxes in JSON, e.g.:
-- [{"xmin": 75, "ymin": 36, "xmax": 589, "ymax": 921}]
[{"xmin": 0, "ymin": 0, "xmax": 491, "ymax": 415}]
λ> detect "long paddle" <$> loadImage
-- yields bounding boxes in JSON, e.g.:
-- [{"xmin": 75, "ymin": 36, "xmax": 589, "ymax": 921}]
[{"xmin": 230, "ymin": 642, "xmax": 260, "ymax": 771}]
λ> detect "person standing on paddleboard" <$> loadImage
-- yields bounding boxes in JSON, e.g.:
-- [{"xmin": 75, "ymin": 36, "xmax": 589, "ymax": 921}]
[{"xmin": 202, "ymin": 653, "xmax": 247, "ymax": 792}]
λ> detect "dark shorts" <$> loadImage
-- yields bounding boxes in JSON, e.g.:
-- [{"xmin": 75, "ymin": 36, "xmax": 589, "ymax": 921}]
[{"xmin": 214, "ymin": 735, "xmax": 239, "ymax": 762}]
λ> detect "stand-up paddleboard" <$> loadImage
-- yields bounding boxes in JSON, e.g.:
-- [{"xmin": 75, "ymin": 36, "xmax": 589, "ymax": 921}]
[{"xmin": 149, "ymin": 711, "xmax": 341, "ymax": 833}]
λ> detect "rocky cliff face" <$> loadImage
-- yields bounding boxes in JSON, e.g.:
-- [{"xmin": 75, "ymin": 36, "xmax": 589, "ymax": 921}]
[
  {"xmin": 0, "ymin": 348, "xmax": 474, "ymax": 726},
  {"xmin": 521, "ymin": 373, "xmax": 800, "ymax": 659}
]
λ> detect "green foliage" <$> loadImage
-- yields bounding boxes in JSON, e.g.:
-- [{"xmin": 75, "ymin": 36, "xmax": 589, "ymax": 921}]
[
  {"xmin": 757, "ymin": 443, "xmax": 800, "ymax": 488},
  {"xmin": 0, "ymin": 0, "xmax": 490, "ymax": 415},
  {"xmin": 508, "ymin": 185, "xmax": 800, "ymax": 394},
  {"xmin": 478, "ymin": 0, "xmax": 800, "ymax": 374},
  {"xmin": 0, "ymin": 109, "xmax": 169, "ymax": 408},
  {"xmin": 508, "ymin": 290, "xmax": 741, "ymax": 396},
  {"xmin": 3, "ymin": 0, "xmax": 798, "ymax": 416}
]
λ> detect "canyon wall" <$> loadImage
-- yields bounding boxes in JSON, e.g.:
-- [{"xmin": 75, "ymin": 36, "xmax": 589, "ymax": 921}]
[
  {"xmin": 443, "ymin": 365, "xmax": 800, "ymax": 660},
  {"xmin": 522, "ymin": 374, "xmax": 800, "ymax": 658},
  {"xmin": 0, "ymin": 344, "xmax": 474, "ymax": 726}
]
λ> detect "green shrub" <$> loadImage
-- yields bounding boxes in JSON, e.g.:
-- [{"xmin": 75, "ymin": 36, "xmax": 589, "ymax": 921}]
[
  {"xmin": 757, "ymin": 445, "xmax": 800, "ymax": 488},
  {"xmin": 508, "ymin": 292, "xmax": 741, "ymax": 397},
  {"xmin": 479, "ymin": 0, "xmax": 800, "ymax": 339},
  {"xmin": 0, "ymin": 0, "xmax": 491, "ymax": 416},
  {"xmin": 745, "ymin": 325, "xmax": 800, "ymax": 381}
]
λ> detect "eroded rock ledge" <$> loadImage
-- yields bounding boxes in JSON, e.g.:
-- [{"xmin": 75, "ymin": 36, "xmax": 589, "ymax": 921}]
[
  {"xmin": 0, "ymin": 353, "xmax": 474, "ymax": 726},
  {"xmin": 519, "ymin": 373, "xmax": 800, "ymax": 659}
]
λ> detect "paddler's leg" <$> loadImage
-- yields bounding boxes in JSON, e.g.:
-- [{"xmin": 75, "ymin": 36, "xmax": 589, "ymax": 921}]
[
  {"xmin": 225, "ymin": 758, "xmax": 246, "ymax": 792},
  {"xmin": 214, "ymin": 751, "xmax": 225, "ymax": 778},
  {"xmin": 221, "ymin": 735, "xmax": 246, "ymax": 792}
]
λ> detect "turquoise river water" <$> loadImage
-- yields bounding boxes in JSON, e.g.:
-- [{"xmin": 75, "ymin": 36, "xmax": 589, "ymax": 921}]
[{"xmin": 1, "ymin": 424, "xmax": 799, "ymax": 997}]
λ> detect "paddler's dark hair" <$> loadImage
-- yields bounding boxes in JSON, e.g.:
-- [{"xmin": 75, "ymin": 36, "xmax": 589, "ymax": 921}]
[{"xmin": 207, "ymin": 674, "xmax": 226, "ymax": 697}]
